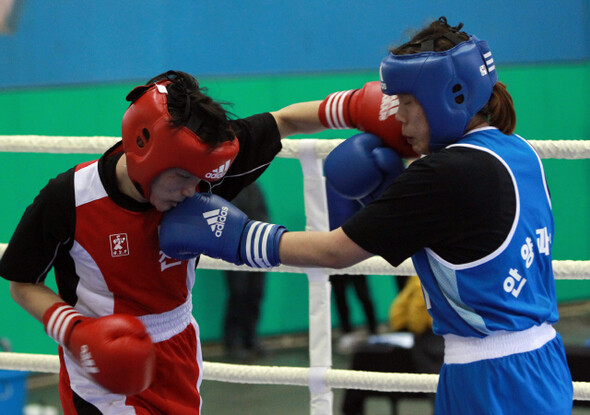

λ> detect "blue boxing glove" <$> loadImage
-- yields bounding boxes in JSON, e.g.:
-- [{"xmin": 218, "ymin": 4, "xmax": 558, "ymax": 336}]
[
  {"xmin": 324, "ymin": 133, "xmax": 404, "ymax": 206},
  {"xmin": 159, "ymin": 193, "xmax": 286, "ymax": 268},
  {"xmin": 326, "ymin": 184, "xmax": 362, "ymax": 230}
]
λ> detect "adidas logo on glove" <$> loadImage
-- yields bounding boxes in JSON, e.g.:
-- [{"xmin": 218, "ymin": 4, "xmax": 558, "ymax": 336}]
[
  {"xmin": 379, "ymin": 94, "xmax": 399, "ymax": 121},
  {"xmin": 80, "ymin": 344, "xmax": 99, "ymax": 373},
  {"xmin": 159, "ymin": 192, "xmax": 287, "ymax": 268},
  {"xmin": 202, "ymin": 207, "xmax": 229, "ymax": 237}
]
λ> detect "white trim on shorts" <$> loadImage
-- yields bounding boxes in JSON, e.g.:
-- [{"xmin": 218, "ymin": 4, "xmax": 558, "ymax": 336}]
[
  {"xmin": 137, "ymin": 295, "xmax": 193, "ymax": 343},
  {"xmin": 443, "ymin": 322, "xmax": 556, "ymax": 364}
]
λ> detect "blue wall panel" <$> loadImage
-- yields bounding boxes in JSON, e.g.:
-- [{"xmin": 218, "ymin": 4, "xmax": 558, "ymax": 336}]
[{"xmin": 0, "ymin": 0, "xmax": 588, "ymax": 88}]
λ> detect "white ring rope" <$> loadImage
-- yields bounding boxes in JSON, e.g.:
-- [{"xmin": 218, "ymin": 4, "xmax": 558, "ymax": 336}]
[
  {"xmin": 1, "ymin": 352, "xmax": 589, "ymax": 400},
  {"xmin": 1, "ymin": 135, "xmax": 590, "ymax": 159},
  {"xmin": 1, "ymin": 135, "xmax": 590, "ymax": 409},
  {"xmin": 0, "ymin": 244, "xmax": 588, "ymax": 278}
]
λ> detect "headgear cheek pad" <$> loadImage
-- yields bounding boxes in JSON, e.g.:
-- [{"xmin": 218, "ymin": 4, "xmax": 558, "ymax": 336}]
[
  {"xmin": 379, "ymin": 35, "xmax": 498, "ymax": 152},
  {"xmin": 121, "ymin": 82, "xmax": 240, "ymax": 199}
]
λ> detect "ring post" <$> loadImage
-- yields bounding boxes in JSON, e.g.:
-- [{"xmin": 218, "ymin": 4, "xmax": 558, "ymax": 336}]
[{"xmin": 297, "ymin": 139, "xmax": 333, "ymax": 415}]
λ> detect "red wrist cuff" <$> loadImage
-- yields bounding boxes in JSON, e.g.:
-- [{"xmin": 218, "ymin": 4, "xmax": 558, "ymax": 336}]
[
  {"xmin": 43, "ymin": 302, "xmax": 83, "ymax": 347},
  {"xmin": 318, "ymin": 89, "xmax": 356, "ymax": 129}
]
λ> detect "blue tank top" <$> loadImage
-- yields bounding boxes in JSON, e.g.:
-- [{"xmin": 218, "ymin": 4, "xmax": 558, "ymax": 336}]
[{"xmin": 412, "ymin": 127, "xmax": 558, "ymax": 337}]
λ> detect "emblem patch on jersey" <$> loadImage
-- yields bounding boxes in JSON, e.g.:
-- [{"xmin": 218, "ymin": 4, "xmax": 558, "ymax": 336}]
[{"xmin": 109, "ymin": 233, "xmax": 129, "ymax": 257}]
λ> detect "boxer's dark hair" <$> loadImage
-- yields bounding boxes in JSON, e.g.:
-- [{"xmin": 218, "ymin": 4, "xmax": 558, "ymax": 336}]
[{"xmin": 146, "ymin": 70, "xmax": 235, "ymax": 146}]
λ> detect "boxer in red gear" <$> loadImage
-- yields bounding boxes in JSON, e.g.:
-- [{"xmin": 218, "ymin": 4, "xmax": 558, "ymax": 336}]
[{"xmin": 0, "ymin": 70, "xmax": 333, "ymax": 414}]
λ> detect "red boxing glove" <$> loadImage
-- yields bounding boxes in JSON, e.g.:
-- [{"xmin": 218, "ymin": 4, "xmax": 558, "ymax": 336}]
[
  {"xmin": 318, "ymin": 81, "xmax": 417, "ymax": 158},
  {"xmin": 44, "ymin": 303, "xmax": 155, "ymax": 395}
]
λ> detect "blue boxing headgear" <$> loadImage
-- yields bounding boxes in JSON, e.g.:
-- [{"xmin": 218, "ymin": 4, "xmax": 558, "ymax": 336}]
[{"xmin": 379, "ymin": 35, "xmax": 498, "ymax": 152}]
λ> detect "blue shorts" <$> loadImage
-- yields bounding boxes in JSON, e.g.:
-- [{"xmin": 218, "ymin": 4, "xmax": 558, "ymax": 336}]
[{"xmin": 435, "ymin": 334, "xmax": 572, "ymax": 415}]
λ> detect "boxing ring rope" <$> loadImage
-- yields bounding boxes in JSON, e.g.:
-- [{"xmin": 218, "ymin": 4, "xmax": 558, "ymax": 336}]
[
  {"xmin": 2, "ymin": 352, "xmax": 590, "ymax": 399},
  {"xmin": 1, "ymin": 135, "xmax": 590, "ymax": 413}
]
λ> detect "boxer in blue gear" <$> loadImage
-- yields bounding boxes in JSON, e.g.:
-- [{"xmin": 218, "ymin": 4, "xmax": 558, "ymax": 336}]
[{"xmin": 163, "ymin": 17, "xmax": 573, "ymax": 414}]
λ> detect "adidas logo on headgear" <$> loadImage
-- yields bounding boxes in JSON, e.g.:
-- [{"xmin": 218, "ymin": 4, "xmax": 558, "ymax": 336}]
[
  {"xmin": 480, "ymin": 51, "xmax": 496, "ymax": 76},
  {"xmin": 202, "ymin": 206, "xmax": 229, "ymax": 237},
  {"xmin": 205, "ymin": 160, "xmax": 231, "ymax": 180}
]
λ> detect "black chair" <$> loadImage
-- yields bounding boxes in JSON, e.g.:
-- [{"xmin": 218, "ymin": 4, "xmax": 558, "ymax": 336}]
[
  {"xmin": 566, "ymin": 345, "xmax": 590, "ymax": 408},
  {"xmin": 342, "ymin": 331, "xmax": 443, "ymax": 415}
]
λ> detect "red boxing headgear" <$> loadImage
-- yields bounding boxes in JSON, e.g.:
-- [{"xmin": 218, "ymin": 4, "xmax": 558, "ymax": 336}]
[{"xmin": 121, "ymin": 81, "xmax": 240, "ymax": 199}]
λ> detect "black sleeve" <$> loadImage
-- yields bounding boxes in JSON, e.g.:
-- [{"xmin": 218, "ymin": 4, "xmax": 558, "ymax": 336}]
[
  {"xmin": 231, "ymin": 183, "xmax": 269, "ymax": 222},
  {"xmin": 0, "ymin": 168, "xmax": 76, "ymax": 283},
  {"xmin": 342, "ymin": 148, "xmax": 515, "ymax": 266},
  {"xmin": 206, "ymin": 113, "xmax": 282, "ymax": 201}
]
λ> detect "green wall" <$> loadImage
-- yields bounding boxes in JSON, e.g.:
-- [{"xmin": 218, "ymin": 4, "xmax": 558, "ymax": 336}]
[{"xmin": 0, "ymin": 62, "xmax": 589, "ymax": 352}]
